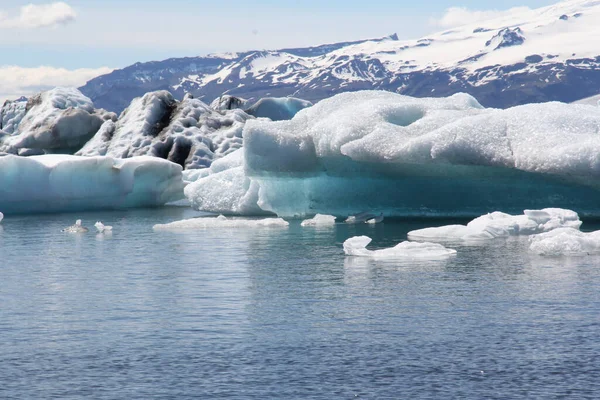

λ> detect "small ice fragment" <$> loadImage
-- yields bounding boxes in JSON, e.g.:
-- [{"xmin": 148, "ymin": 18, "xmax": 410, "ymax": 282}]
[
  {"xmin": 153, "ymin": 215, "xmax": 289, "ymax": 230},
  {"xmin": 0, "ymin": 212, "xmax": 3, "ymax": 223},
  {"xmin": 301, "ymin": 214, "xmax": 336, "ymax": 227},
  {"xmin": 62, "ymin": 219, "xmax": 89, "ymax": 233},
  {"xmin": 343, "ymin": 235, "xmax": 456, "ymax": 259},
  {"xmin": 95, "ymin": 221, "xmax": 113, "ymax": 233},
  {"xmin": 366, "ymin": 213, "xmax": 384, "ymax": 224}
]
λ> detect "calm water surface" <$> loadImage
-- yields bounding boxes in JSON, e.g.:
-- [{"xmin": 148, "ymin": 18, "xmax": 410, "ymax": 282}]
[{"xmin": 1, "ymin": 207, "xmax": 599, "ymax": 399}]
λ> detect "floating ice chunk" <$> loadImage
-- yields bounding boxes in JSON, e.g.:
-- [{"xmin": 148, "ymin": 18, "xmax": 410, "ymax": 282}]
[
  {"xmin": 343, "ymin": 236, "xmax": 456, "ymax": 259},
  {"xmin": 153, "ymin": 214, "xmax": 289, "ymax": 231},
  {"xmin": 529, "ymin": 228, "xmax": 600, "ymax": 256},
  {"xmin": 366, "ymin": 213, "xmax": 384, "ymax": 224},
  {"xmin": 94, "ymin": 221, "xmax": 113, "ymax": 233},
  {"xmin": 62, "ymin": 219, "xmax": 89, "ymax": 233},
  {"xmin": 300, "ymin": 214, "xmax": 336, "ymax": 227},
  {"xmin": 0, "ymin": 155, "xmax": 185, "ymax": 215},
  {"xmin": 0, "ymin": 212, "xmax": 3, "ymax": 223},
  {"xmin": 408, "ymin": 209, "xmax": 582, "ymax": 242}
]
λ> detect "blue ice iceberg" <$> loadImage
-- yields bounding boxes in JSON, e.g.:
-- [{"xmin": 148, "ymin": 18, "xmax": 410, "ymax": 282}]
[
  {"xmin": 0, "ymin": 154, "xmax": 184, "ymax": 214},
  {"xmin": 186, "ymin": 91, "xmax": 600, "ymax": 217}
]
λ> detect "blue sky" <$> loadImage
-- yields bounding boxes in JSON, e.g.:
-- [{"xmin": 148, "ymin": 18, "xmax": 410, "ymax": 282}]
[{"xmin": 0, "ymin": 0, "xmax": 557, "ymax": 101}]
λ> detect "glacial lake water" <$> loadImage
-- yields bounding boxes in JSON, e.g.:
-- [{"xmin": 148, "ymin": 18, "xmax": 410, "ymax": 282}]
[{"xmin": 1, "ymin": 207, "xmax": 600, "ymax": 399}]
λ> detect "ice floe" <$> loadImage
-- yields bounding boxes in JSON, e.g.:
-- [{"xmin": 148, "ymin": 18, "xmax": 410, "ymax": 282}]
[
  {"xmin": 529, "ymin": 228, "xmax": 600, "ymax": 256},
  {"xmin": 153, "ymin": 214, "xmax": 289, "ymax": 230},
  {"xmin": 300, "ymin": 214, "xmax": 336, "ymax": 227},
  {"xmin": 408, "ymin": 209, "xmax": 582, "ymax": 242},
  {"xmin": 343, "ymin": 235, "xmax": 457, "ymax": 259},
  {"xmin": 0, "ymin": 154, "xmax": 184, "ymax": 214},
  {"xmin": 94, "ymin": 221, "xmax": 113, "ymax": 233}
]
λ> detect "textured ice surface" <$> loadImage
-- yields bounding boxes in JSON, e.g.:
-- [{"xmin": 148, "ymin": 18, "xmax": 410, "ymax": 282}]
[
  {"xmin": 343, "ymin": 236, "xmax": 457, "ymax": 259},
  {"xmin": 195, "ymin": 90, "xmax": 600, "ymax": 217},
  {"xmin": 0, "ymin": 98, "xmax": 27, "ymax": 134},
  {"xmin": 210, "ymin": 95, "xmax": 249, "ymax": 111},
  {"xmin": 300, "ymin": 214, "xmax": 336, "ymax": 227},
  {"xmin": 153, "ymin": 214, "xmax": 289, "ymax": 231},
  {"xmin": 245, "ymin": 97, "xmax": 313, "ymax": 121},
  {"xmin": 529, "ymin": 228, "xmax": 600, "ymax": 256},
  {"xmin": 0, "ymin": 155, "xmax": 184, "ymax": 214},
  {"xmin": 78, "ymin": 92, "xmax": 252, "ymax": 169},
  {"xmin": 408, "ymin": 209, "xmax": 582, "ymax": 242},
  {"xmin": 0, "ymin": 88, "xmax": 115, "ymax": 154}
]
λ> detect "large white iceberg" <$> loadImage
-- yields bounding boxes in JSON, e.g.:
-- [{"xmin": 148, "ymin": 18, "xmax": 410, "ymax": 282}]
[
  {"xmin": 0, "ymin": 88, "xmax": 115, "ymax": 155},
  {"xmin": 343, "ymin": 236, "xmax": 457, "ymax": 259},
  {"xmin": 186, "ymin": 90, "xmax": 600, "ymax": 217},
  {"xmin": 408, "ymin": 208, "xmax": 582, "ymax": 242},
  {"xmin": 0, "ymin": 154, "xmax": 184, "ymax": 214},
  {"xmin": 529, "ymin": 228, "xmax": 600, "ymax": 256},
  {"xmin": 77, "ymin": 91, "xmax": 252, "ymax": 170},
  {"xmin": 153, "ymin": 214, "xmax": 289, "ymax": 230}
]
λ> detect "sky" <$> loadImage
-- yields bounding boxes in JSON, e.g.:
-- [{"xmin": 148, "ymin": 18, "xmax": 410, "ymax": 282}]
[{"xmin": 0, "ymin": 0, "xmax": 558, "ymax": 102}]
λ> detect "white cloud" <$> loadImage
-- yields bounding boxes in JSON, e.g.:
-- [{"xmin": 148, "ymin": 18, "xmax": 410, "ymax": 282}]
[
  {"xmin": 0, "ymin": 65, "xmax": 112, "ymax": 103},
  {"xmin": 432, "ymin": 6, "xmax": 532, "ymax": 28},
  {"xmin": 0, "ymin": 2, "xmax": 76, "ymax": 29}
]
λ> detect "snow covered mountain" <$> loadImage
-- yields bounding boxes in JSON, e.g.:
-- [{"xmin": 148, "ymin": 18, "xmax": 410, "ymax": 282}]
[{"xmin": 80, "ymin": 0, "xmax": 600, "ymax": 113}]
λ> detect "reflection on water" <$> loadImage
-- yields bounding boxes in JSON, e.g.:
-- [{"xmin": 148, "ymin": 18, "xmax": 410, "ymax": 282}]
[{"xmin": 1, "ymin": 210, "xmax": 599, "ymax": 399}]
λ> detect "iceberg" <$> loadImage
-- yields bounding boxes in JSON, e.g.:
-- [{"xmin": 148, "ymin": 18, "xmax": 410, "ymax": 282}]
[
  {"xmin": 300, "ymin": 214, "xmax": 336, "ymax": 227},
  {"xmin": 77, "ymin": 92, "xmax": 252, "ymax": 170},
  {"xmin": 153, "ymin": 214, "xmax": 289, "ymax": 231},
  {"xmin": 343, "ymin": 236, "xmax": 457, "ymax": 259},
  {"xmin": 408, "ymin": 209, "xmax": 582, "ymax": 242},
  {"xmin": 187, "ymin": 90, "xmax": 600, "ymax": 217},
  {"xmin": 0, "ymin": 88, "xmax": 116, "ymax": 155},
  {"xmin": 0, "ymin": 154, "xmax": 184, "ymax": 214},
  {"xmin": 245, "ymin": 97, "xmax": 313, "ymax": 121},
  {"xmin": 529, "ymin": 228, "xmax": 600, "ymax": 256}
]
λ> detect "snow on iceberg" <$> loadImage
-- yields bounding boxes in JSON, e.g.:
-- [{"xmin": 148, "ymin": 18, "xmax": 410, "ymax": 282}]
[
  {"xmin": 529, "ymin": 228, "xmax": 600, "ymax": 256},
  {"xmin": 300, "ymin": 214, "xmax": 336, "ymax": 227},
  {"xmin": 0, "ymin": 154, "xmax": 184, "ymax": 214},
  {"xmin": 77, "ymin": 92, "xmax": 252, "ymax": 170},
  {"xmin": 245, "ymin": 97, "xmax": 313, "ymax": 121},
  {"xmin": 232, "ymin": 90, "xmax": 600, "ymax": 217},
  {"xmin": 153, "ymin": 214, "xmax": 289, "ymax": 231},
  {"xmin": 408, "ymin": 209, "xmax": 582, "ymax": 242},
  {"xmin": 343, "ymin": 236, "xmax": 457, "ymax": 259},
  {"xmin": 0, "ymin": 88, "xmax": 116, "ymax": 155}
]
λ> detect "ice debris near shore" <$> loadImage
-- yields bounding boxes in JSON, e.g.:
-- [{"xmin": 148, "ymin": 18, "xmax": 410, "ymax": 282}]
[
  {"xmin": 529, "ymin": 228, "xmax": 600, "ymax": 256},
  {"xmin": 343, "ymin": 236, "xmax": 457, "ymax": 259},
  {"xmin": 186, "ymin": 90, "xmax": 600, "ymax": 217},
  {"xmin": 153, "ymin": 214, "xmax": 289, "ymax": 231},
  {"xmin": 0, "ymin": 155, "xmax": 184, "ymax": 214},
  {"xmin": 408, "ymin": 209, "xmax": 582, "ymax": 242},
  {"xmin": 0, "ymin": 88, "xmax": 116, "ymax": 155},
  {"xmin": 301, "ymin": 214, "xmax": 336, "ymax": 227}
]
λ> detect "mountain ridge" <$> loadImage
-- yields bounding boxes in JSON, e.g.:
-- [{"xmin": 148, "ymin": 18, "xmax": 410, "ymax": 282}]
[{"xmin": 80, "ymin": 0, "xmax": 600, "ymax": 113}]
